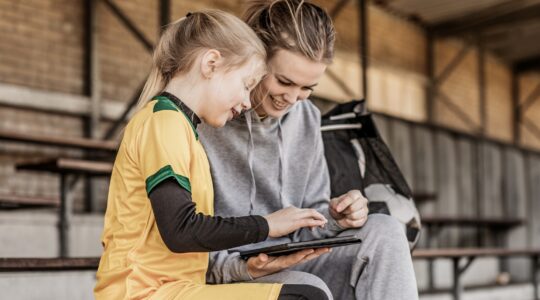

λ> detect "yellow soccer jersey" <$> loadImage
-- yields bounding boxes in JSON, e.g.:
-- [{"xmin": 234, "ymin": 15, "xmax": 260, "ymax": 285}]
[{"xmin": 94, "ymin": 95, "xmax": 281, "ymax": 300}]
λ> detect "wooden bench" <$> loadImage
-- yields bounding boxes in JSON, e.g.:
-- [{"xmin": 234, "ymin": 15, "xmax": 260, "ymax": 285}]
[
  {"xmin": 0, "ymin": 194, "xmax": 59, "ymax": 209},
  {"xmin": 16, "ymin": 158, "xmax": 113, "ymax": 257},
  {"xmin": 0, "ymin": 129, "xmax": 117, "ymax": 153},
  {"xmin": 420, "ymin": 215, "xmax": 525, "ymax": 293},
  {"xmin": 421, "ymin": 215, "xmax": 524, "ymax": 247},
  {"xmin": 16, "ymin": 158, "xmax": 113, "ymax": 175},
  {"xmin": 412, "ymin": 192, "xmax": 437, "ymax": 204},
  {"xmin": 413, "ymin": 248, "xmax": 540, "ymax": 300},
  {"xmin": 0, "ymin": 257, "xmax": 100, "ymax": 272}
]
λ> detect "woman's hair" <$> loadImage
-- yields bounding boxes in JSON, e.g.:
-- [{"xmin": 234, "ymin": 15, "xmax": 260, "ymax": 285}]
[
  {"xmin": 136, "ymin": 9, "xmax": 267, "ymax": 109},
  {"xmin": 243, "ymin": 0, "xmax": 335, "ymax": 64}
]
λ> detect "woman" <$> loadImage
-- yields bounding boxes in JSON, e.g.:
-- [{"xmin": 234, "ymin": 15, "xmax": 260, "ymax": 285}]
[
  {"xmin": 95, "ymin": 10, "xmax": 330, "ymax": 300},
  {"xmin": 199, "ymin": 1, "xmax": 419, "ymax": 299}
]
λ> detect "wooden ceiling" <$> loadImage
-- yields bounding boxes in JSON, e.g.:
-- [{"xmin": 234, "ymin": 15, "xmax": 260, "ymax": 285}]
[{"xmin": 374, "ymin": 0, "xmax": 540, "ymax": 72}]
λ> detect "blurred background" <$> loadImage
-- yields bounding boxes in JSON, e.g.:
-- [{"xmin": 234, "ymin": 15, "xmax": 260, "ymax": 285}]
[{"xmin": 0, "ymin": 0, "xmax": 539, "ymax": 299}]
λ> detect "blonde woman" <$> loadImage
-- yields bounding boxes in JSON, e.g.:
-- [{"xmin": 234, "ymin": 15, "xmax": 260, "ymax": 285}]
[
  {"xmin": 95, "ymin": 10, "xmax": 331, "ymax": 300},
  {"xmin": 200, "ymin": 1, "xmax": 419, "ymax": 299}
]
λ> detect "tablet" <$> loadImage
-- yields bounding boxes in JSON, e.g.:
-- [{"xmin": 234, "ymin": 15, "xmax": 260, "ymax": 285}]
[{"xmin": 235, "ymin": 235, "xmax": 362, "ymax": 260}]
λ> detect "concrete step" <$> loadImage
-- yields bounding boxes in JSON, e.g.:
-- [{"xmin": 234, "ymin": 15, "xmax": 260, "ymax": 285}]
[
  {"xmin": 0, "ymin": 271, "xmax": 96, "ymax": 300},
  {"xmin": 420, "ymin": 283, "xmax": 539, "ymax": 300},
  {"xmin": 0, "ymin": 271, "xmax": 536, "ymax": 300},
  {"xmin": 0, "ymin": 210, "xmax": 103, "ymax": 257}
]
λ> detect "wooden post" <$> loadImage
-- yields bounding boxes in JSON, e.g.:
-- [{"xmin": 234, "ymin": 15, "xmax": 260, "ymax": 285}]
[{"xmin": 358, "ymin": 0, "xmax": 369, "ymax": 101}]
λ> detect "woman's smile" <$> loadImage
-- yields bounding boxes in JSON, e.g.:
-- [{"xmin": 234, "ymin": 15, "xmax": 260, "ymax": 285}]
[{"xmin": 270, "ymin": 95, "xmax": 289, "ymax": 110}]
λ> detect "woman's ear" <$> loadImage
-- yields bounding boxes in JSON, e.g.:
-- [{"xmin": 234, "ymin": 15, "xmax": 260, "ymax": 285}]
[{"xmin": 200, "ymin": 49, "xmax": 222, "ymax": 79}]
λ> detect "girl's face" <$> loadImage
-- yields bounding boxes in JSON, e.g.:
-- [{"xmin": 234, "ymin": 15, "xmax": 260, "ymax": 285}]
[
  {"xmin": 203, "ymin": 60, "xmax": 261, "ymax": 127},
  {"xmin": 252, "ymin": 49, "xmax": 327, "ymax": 118}
]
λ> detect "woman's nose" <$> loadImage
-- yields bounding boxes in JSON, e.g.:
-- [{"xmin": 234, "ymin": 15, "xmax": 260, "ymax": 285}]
[{"xmin": 284, "ymin": 89, "xmax": 300, "ymax": 104}]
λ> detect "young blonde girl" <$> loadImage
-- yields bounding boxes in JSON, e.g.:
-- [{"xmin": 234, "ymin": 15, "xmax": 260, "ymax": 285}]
[{"xmin": 94, "ymin": 10, "xmax": 329, "ymax": 300}]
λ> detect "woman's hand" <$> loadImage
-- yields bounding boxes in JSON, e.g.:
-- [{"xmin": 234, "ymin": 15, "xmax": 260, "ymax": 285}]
[
  {"xmin": 247, "ymin": 248, "xmax": 331, "ymax": 278},
  {"xmin": 329, "ymin": 190, "xmax": 369, "ymax": 228},
  {"xmin": 264, "ymin": 206, "xmax": 327, "ymax": 238}
]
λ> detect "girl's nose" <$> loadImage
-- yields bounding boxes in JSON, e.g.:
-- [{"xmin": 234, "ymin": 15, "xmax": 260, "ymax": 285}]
[{"xmin": 242, "ymin": 94, "xmax": 251, "ymax": 110}]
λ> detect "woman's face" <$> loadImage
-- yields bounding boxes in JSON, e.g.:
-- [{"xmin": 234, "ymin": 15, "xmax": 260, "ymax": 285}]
[{"xmin": 252, "ymin": 49, "xmax": 327, "ymax": 118}]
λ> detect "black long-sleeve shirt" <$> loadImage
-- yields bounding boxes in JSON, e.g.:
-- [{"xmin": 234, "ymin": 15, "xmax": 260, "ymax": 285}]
[{"xmin": 148, "ymin": 178, "xmax": 269, "ymax": 253}]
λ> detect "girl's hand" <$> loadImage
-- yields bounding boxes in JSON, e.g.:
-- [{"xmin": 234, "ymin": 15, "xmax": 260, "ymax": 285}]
[{"xmin": 264, "ymin": 206, "xmax": 327, "ymax": 238}]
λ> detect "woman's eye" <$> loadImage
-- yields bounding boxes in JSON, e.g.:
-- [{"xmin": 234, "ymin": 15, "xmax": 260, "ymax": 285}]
[{"xmin": 277, "ymin": 79, "xmax": 292, "ymax": 86}]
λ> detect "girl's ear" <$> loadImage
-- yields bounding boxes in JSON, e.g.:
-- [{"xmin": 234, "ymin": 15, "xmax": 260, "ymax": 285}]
[{"xmin": 200, "ymin": 49, "xmax": 222, "ymax": 79}]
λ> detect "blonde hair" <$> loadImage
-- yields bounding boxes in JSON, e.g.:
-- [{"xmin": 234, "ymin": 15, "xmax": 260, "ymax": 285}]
[
  {"xmin": 136, "ymin": 9, "xmax": 267, "ymax": 110},
  {"xmin": 244, "ymin": 0, "xmax": 335, "ymax": 64}
]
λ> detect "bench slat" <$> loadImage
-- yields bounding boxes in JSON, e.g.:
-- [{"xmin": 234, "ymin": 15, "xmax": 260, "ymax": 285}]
[
  {"xmin": 421, "ymin": 216, "xmax": 523, "ymax": 227},
  {"xmin": 0, "ymin": 194, "xmax": 59, "ymax": 208},
  {"xmin": 0, "ymin": 129, "xmax": 117, "ymax": 152},
  {"xmin": 0, "ymin": 257, "xmax": 100, "ymax": 271},
  {"xmin": 413, "ymin": 248, "xmax": 540, "ymax": 259},
  {"xmin": 412, "ymin": 193, "xmax": 437, "ymax": 202},
  {"xmin": 16, "ymin": 158, "xmax": 113, "ymax": 175}
]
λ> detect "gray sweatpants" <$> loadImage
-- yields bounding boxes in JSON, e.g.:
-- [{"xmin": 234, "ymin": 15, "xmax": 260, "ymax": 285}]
[{"xmin": 252, "ymin": 214, "xmax": 419, "ymax": 300}]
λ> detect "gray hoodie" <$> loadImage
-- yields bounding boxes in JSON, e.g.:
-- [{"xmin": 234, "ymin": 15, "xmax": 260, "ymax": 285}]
[{"xmin": 199, "ymin": 100, "xmax": 343, "ymax": 284}]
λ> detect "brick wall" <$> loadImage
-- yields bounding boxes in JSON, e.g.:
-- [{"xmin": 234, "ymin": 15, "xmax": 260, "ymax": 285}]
[
  {"xmin": 0, "ymin": 0, "xmax": 85, "ymax": 94},
  {"xmin": 0, "ymin": 0, "xmax": 539, "ymax": 208}
]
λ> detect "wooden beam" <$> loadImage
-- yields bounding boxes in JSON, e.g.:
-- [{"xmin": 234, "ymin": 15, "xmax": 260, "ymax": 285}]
[
  {"xmin": 514, "ymin": 55, "xmax": 540, "ymax": 73},
  {"xmin": 102, "ymin": 0, "xmax": 154, "ymax": 52},
  {"xmin": 325, "ymin": 69, "xmax": 356, "ymax": 98},
  {"xmin": 478, "ymin": 41, "xmax": 486, "ymax": 136},
  {"xmin": 429, "ymin": 1, "xmax": 540, "ymax": 37},
  {"xmin": 523, "ymin": 117, "xmax": 540, "ymax": 142},
  {"xmin": 438, "ymin": 92, "xmax": 481, "ymax": 132},
  {"xmin": 358, "ymin": 0, "xmax": 368, "ymax": 100},
  {"xmin": 520, "ymin": 82, "xmax": 540, "ymax": 113},
  {"xmin": 435, "ymin": 43, "xmax": 471, "ymax": 86},
  {"xmin": 103, "ymin": 81, "xmax": 145, "ymax": 139},
  {"xmin": 426, "ymin": 33, "xmax": 435, "ymax": 123},
  {"xmin": 159, "ymin": 0, "xmax": 171, "ymax": 31},
  {"xmin": 85, "ymin": 0, "xmax": 101, "ymax": 138},
  {"xmin": 512, "ymin": 72, "xmax": 521, "ymax": 145},
  {"xmin": 0, "ymin": 83, "xmax": 125, "ymax": 121}
]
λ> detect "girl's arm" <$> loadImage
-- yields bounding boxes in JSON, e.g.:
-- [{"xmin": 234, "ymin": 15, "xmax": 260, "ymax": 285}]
[{"xmin": 149, "ymin": 178, "xmax": 268, "ymax": 253}]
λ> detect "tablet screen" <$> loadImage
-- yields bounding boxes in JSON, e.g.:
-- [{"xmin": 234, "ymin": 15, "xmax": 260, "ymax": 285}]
[{"xmin": 236, "ymin": 235, "xmax": 362, "ymax": 260}]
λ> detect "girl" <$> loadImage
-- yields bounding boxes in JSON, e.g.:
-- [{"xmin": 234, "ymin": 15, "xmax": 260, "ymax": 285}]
[
  {"xmin": 200, "ymin": 1, "xmax": 419, "ymax": 299},
  {"xmin": 95, "ymin": 10, "xmax": 330, "ymax": 300}
]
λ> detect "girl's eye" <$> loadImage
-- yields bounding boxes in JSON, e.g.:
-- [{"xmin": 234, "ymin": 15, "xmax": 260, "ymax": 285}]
[{"xmin": 302, "ymin": 87, "xmax": 314, "ymax": 92}]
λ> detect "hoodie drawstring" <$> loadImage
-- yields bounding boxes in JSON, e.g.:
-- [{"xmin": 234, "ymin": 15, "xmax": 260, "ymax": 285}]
[
  {"xmin": 277, "ymin": 119, "xmax": 286, "ymax": 208},
  {"xmin": 245, "ymin": 113, "xmax": 256, "ymax": 214}
]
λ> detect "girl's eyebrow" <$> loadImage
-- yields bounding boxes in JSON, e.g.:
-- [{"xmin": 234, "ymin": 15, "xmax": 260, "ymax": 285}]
[{"xmin": 275, "ymin": 73, "xmax": 318, "ymax": 88}]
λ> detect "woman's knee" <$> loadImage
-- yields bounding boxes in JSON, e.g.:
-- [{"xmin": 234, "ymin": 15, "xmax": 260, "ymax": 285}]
[
  {"xmin": 364, "ymin": 214, "xmax": 406, "ymax": 240},
  {"xmin": 255, "ymin": 271, "xmax": 332, "ymax": 300},
  {"xmin": 278, "ymin": 284, "xmax": 329, "ymax": 300}
]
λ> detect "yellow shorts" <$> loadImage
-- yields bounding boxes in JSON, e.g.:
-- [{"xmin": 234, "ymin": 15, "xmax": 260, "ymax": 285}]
[{"xmin": 150, "ymin": 281, "xmax": 283, "ymax": 300}]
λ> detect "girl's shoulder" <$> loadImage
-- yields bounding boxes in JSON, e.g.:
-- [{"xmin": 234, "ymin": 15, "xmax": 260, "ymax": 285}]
[{"xmin": 126, "ymin": 99, "xmax": 198, "ymax": 143}]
